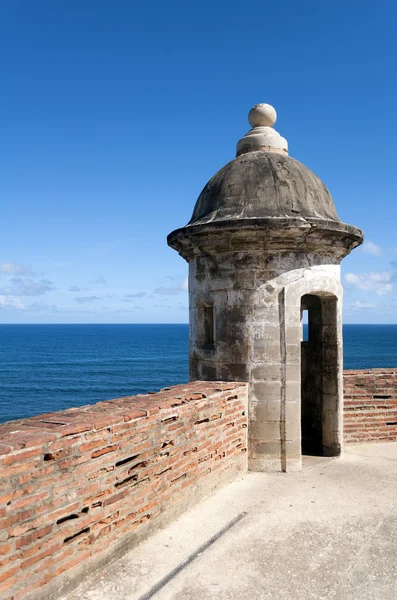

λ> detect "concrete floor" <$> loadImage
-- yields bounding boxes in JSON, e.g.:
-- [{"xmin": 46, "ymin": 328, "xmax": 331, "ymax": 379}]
[{"xmin": 61, "ymin": 443, "xmax": 397, "ymax": 600}]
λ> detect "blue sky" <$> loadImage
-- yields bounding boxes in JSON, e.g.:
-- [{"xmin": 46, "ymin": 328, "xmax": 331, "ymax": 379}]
[{"xmin": 1, "ymin": 0, "xmax": 396, "ymax": 324}]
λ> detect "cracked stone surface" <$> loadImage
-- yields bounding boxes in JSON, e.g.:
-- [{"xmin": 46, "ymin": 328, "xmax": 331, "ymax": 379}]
[{"xmin": 60, "ymin": 443, "xmax": 397, "ymax": 600}]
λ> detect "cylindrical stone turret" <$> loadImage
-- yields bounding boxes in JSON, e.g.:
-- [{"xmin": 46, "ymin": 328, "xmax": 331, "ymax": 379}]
[{"xmin": 168, "ymin": 104, "xmax": 363, "ymax": 472}]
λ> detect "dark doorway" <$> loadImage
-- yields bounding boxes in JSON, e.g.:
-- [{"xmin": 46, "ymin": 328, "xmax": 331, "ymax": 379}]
[
  {"xmin": 300, "ymin": 293, "xmax": 340, "ymax": 457},
  {"xmin": 301, "ymin": 295, "xmax": 323, "ymax": 455}
]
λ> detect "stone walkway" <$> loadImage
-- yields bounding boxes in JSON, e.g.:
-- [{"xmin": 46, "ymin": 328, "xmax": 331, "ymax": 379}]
[{"xmin": 61, "ymin": 443, "xmax": 397, "ymax": 600}]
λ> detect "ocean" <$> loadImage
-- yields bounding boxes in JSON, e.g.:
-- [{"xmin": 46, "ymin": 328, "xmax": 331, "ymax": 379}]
[{"xmin": 0, "ymin": 324, "xmax": 396, "ymax": 424}]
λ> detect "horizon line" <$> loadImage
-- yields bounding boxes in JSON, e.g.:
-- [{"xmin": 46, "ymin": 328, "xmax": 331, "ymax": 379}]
[{"xmin": 0, "ymin": 322, "xmax": 396, "ymax": 326}]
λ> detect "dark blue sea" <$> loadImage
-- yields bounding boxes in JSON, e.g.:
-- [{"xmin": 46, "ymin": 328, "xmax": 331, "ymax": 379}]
[{"xmin": 0, "ymin": 324, "xmax": 396, "ymax": 424}]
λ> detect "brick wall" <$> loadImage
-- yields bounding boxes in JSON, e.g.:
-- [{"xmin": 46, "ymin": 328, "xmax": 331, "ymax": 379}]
[
  {"xmin": 344, "ymin": 369, "xmax": 397, "ymax": 444},
  {"xmin": 0, "ymin": 382, "xmax": 248, "ymax": 600}
]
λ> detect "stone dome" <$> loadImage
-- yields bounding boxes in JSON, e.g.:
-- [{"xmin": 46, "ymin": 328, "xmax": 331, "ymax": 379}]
[
  {"xmin": 168, "ymin": 102, "xmax": 363, "ymax": 256},
  {"xmin": 188, "ymin": 151, "xmax": 340, "ymax": 227}
]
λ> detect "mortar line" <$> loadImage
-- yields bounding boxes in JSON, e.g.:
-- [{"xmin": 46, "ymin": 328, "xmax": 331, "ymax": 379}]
[{"xmin": 135, "ymin": 511, "xmax": 248, "ymax": 600}]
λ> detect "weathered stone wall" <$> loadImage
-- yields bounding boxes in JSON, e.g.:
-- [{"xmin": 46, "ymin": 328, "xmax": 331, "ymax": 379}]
[
  {"xmin": 0, "ymin": 382, "xmax": 248, "ymax": 600},
  {"xmin": 188, "ymin": 238, "xmax": 343, "ymax": 472},
  {"xmin": 343, "ymin": 369, "xmax": 397, "ymax": 444}
]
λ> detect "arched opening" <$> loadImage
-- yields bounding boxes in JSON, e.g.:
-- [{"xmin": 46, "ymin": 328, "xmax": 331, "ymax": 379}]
[{"xmin": 300, "ymin": 293, "xmax": 340, "ymax": 456}]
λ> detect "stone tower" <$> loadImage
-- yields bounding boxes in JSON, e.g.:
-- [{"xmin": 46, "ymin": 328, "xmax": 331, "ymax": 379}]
[{"xmin": 168, "ymin": 103, "xmax": 363, "ymax": 472}]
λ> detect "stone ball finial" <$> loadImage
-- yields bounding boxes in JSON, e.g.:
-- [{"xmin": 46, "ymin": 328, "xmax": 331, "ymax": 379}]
[
  {"xmin": 248, "ymin": 103, "xmax": 277, "ymax": 128},
  {"xmin": 236, "ymin": 102, "xmax": 287, "ymax": 157}
]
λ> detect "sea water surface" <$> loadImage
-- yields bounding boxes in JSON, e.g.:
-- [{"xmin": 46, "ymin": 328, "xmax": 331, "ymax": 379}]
[{"xmin": 0, "ymin": 324, "xmax": 396, "ymax": 424}]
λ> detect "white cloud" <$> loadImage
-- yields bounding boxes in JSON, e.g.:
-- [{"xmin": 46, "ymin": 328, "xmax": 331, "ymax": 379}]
[
  {"xmin": 154, "ymin": 278, "xmax": 188, "ymax": 296},
  {"xmin": 362, "ymin": 241, "xmax": 383, "ymax": 256},
  {"xmin": 391, "ymin": 248, "xmax": 397, "ymax": 254},
  {"xmin": 0, "ymin": 295, "xmax": 26, "ymax": 309},
  {"xmin": 26, "ymin": 302, "xmax": 59, "ymax": 312},
  {"xmin": 350, "ymin": 300, "xmax": 377, "ymax": 310},
  {"xmin": 154, "ymin": 286, "xmax": 183, "ymax": 295},
  {"xmin": 0, "ymin": 277, "xmax": 54, "ymax": 296},
  {"xmin": 0, "ymin": 297, "xmax": 61, "ymax": 312},
  {"xmin": 0, "ymin": 263, "xmax": 34, "ymax": 276},
  {"xmin": 94, "ymin": 276, "xmax": 106, "ymax": 284},
  {"xmin": 345, "ymin": 271, "xmax": 392, "ymax": 295},
  {"xmin": 69, "ymin": 285, "xmax": 90, "ymax": 292},
  {"xmin": 74, "ymin": 296, "xmax": 102, "ymax": 304},
  {"xmin": 125, "ymin": 292, "xmax": 146, "ymax": 298}
]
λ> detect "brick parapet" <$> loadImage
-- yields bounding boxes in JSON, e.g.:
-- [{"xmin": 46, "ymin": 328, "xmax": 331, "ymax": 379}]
[
  {"xmin": 0, "ymin": 382, "xmax": 248, "ymax": 600},
  {"xmin": 1, "ymin": 368, "xmax": 397, "ymax": 598},
  {"xmin": 343, "ymin": 368, "xmax": 397, "ymax": 444}
]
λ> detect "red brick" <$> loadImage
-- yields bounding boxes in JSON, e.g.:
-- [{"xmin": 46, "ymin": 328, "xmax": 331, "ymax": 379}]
[
  {"xmin": 0, "ymin": 508, "xmax": 34, "ymax": 533},
  {"xmin": 18, "ymin": 532, "xmax": 63, "ymax": 559},
  {"xmin": 84, "ymin": 488, "xmax": 111, "ymax": 505},
  {"xmin": 122, "ymin": 409, "xmax": 148, "ymax": 421},
  {"xmin": 0, "ymin": 460, "xmax": 41, "ymax": 479},
  {"xmin": 0, "ymin": 542, "xmax": 13, "ymax": 557},
  {"xmin": 34, "ymin": 546, "xmax": 74, "ymax": 574},
  {"xmin": 0, "ymin": 574, "xmax": 19, "ymax": 594},
  {"xmin": 78, "ymin": 439, "xmax": 105, "ymax": 453},
  {"xmin": 91, "ymin": 415, "xmax": 125, "ymax": 429},
  {"xmin": 47, "ymin": 436, "xmax": 81, "ymax": 452},
  {"xmin": 11, "ymin": 571, "xmax": 53, "ymax": 599},
  {"xmin": 0, "ymin": 563, "xmax": 20, "ymax": 584},
  {"xmin": 60, "ymin": 422, "xmax": 93, "ymax": 437},
  {"xmin": 4, "ymin": 431, "xmax": 58, "ymax": 450},
  {"xmin": 52, "ymin": 549, "xmax": 90, "ymax": 577},
  {"xmin": 10, "ymin": 491, "xmax": 49, "ymax": 511},
  {"xmin": 91, "ymin": 445, "xmax": 118, "ymax": 459},
  {"xmin": 15, "ymin": 525, "xmax": 52, "ymax": 549},
  {"xmin": 89, "ymin": 524, "xmax": 111, "ymax": 543},
  {"xmin": 17, "ymin": 464, "xmax": 55, "ymax": 485},
  {"xmin": 2, "ymin": 446, "xmax": 44, "ymax": 465},
  {"xmin": 113, "ymin": 510, "xmax": 138, "ymax": 529},
  {"xmin": 56, "ymin": 455, "xmax": 91, "ymax": 470},
  {"xmin": 87, "ymin": 466, "xmax": 114, "ymax": 480},
  {"xmin": 103, "ymin": 489, "xmax": 130, "ymax": 506},
  {"xmin": 343, "ymin": 369, "xmax": 397, "ymax": 444},
  {"xmin": 20, "ymin": 541, "xmax": 63, "ymax": 569},
  {"xmin": 0, "ymin": 488, "xmax": 27, "ymax": 507}
]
